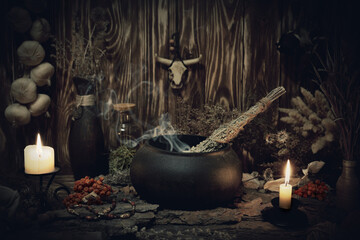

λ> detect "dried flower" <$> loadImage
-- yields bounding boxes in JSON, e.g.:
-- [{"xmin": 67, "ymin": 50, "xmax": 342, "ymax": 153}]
[
  {"xmin": 279, "ymin": 87, "xmax": 337, "ymax": 154},
  {"xmin": 265, "ymin": 133, "xmax": 276, "ymax": 144},
  {"xmin": 276, "ymin": 130, "xmax": 289, "ymax": 144}
]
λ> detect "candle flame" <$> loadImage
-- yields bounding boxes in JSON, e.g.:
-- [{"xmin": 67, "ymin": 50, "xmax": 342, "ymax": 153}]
[
  {"xmin": 285, "ymin": 159, "xmax": 291, "ymax": 185},
  {"xmin": 36, "ymin": 133, "xmax": 43, "ymax": 157}
]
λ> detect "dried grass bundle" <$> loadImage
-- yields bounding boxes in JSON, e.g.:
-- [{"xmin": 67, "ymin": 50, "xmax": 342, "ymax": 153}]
[
  {"xmin": 279, "ymin": 87, "xmax": 337, "ymax": 154},
  {"xmin": 312, "ymin": 47, "xmax": 360, "ymax": 161},
  {"xmin": 51, "ymin": 7, "xmax": 109, "ymax": 78}
]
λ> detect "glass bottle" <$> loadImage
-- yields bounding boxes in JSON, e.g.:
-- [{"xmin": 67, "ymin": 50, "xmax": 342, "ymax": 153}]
[{"xmin": 113, "ymin": 103, "xmax": 141, "ymax": 149}]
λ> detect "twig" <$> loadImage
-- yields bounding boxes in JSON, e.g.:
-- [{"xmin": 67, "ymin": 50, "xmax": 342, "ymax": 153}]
[{"xmin": 82, "ymin": 25, "xmax": 96, "ymax": 64}]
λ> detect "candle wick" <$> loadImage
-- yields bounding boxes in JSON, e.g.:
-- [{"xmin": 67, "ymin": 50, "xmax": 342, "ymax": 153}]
[
  {"xmin": 39, "ymin": 154, "xmax": 41, "ymax": 158},
  {"xmin": 285, "ymin": 182, "xmax": 287, "ymax": 187}
]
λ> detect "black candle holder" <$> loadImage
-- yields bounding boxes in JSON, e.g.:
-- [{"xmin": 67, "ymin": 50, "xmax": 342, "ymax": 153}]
[
  {"xmin": 25, "ymin": 167, "xmax": 70, "ymax": 211},
  {"xmin": 261, "ymin": 197, "xmax": 308, "ymax": 228}
]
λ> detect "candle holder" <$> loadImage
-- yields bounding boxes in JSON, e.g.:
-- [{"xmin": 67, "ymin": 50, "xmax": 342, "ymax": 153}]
[
  {"xmin": 261, "ymin": 197, "xmax": 308, "ymax": 228},
  {"xmin": 25, "ymin": 167, "xmax": 70, "ymax": 211}
]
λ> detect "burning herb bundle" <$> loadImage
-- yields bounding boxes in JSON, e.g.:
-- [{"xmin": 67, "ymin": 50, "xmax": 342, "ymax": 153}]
[{"xmin": 190, "ymin": 87, "xmax": 286, "ymax": 152}]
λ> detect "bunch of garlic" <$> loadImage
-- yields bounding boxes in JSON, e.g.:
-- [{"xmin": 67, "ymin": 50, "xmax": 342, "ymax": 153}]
[
  {"xmin": 5, "ymin": 65, "xmax": 53, "ymax": 126},
  {"xmin": 5, "ymin": 6, "xmax": 53, "ymax": 127}
]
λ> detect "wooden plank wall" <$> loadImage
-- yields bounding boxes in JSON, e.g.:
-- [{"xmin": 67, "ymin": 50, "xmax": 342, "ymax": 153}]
[{"xmin": 0, "ymin": 0, "xmax": 346, "ymax": 172}]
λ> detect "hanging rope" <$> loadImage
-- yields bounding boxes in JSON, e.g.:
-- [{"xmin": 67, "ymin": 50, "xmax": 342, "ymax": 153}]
[{"xmin": 75, "ymin": 94, "xmax": 95, "ymax": 107}]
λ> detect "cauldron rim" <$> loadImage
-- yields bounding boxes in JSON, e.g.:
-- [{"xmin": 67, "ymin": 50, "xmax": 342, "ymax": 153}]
[{"xmin": 145, "ymin": 134, "xmax": 229, "ymax": 156}]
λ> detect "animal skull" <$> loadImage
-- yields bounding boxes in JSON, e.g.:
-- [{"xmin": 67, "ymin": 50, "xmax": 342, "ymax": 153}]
[{"xmin": 155, "ymin": 54, "xmax": 202, "ymax": 89}]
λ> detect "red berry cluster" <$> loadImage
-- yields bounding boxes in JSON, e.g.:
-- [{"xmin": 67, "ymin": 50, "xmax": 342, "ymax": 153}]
[
  {"xmin": 294, "ymin": 179, "xmax": 329, "ymax": 200},
  {"xmin": 63, "ymin": 176, "xmax": 113, "ymax": 207}
]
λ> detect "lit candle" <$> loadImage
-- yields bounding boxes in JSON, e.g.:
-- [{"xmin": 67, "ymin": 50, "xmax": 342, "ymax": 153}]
[
  {"xmin": 24, "ymin": 133, "xmax": 55, "ymax": 174},
  {"xmin": 279, "ymin": 159, "xmax": 292, "ymax": 209}
]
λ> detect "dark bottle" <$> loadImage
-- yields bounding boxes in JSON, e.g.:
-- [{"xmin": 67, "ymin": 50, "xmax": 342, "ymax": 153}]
[{"xmin": 68, "ymin": 77, "xmax": 108, "ymax": 180}]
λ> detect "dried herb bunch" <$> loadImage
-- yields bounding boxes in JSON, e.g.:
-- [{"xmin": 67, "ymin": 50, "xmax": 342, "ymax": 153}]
[
  {"xmin": 312, "ymin": 47, "xmax": 360, "ymax": 161},
  {"xmin": 174, "ymin": 97, "xmax": 285, "ymax": 170},
  {"xmin": 174, "ymin": 97, "xmax": 239, "ymax": 137},
  {"xmin": 51, "ymin": 7, "xmax": 109, "ymax": 78},
  {"xmin": 109, "ymin": 145, "xmax": 136, "ymax": 174}
]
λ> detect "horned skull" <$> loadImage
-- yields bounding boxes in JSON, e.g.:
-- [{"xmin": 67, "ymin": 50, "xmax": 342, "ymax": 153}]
[{"xmin": 155, "ymin": 54, "xmax": 202, "ymax": 89}]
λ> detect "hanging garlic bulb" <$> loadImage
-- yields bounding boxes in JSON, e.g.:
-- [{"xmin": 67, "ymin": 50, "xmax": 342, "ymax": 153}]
[
  {"xmin": 5, "ymin": 103, "xmax": 31, "ymax": 126},
  {"xmin": 7, "ymin": 7, "xmax": 32, "ymax": 33},
  {"xmin": 11, "ymin": 78, "xmax": 37, "ymax": 104},
  {"xmin": 28, "ymin": 94, "xmax": 51, "ymax": 116},
  {"xmin": 30, "ymin": 18, "xmax": 51, "ymax": 43},
  {"xmin": 30, "ymin": 62, "xmax": 54, "ymax": 86},
  {"xmin": 17, "ymin": 41, "xmax": 45, "ymax": 66}
]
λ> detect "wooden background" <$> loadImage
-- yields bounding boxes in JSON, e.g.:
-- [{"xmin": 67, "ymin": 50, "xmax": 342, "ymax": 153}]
[{"xmin": 0, "ymin": 0, "xmax": 356, "ymax": 173}]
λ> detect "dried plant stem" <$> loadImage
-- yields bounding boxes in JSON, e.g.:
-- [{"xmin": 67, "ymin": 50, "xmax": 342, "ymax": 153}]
[
  {"xmin": 83, "ymin": 26, "xmax": 96, "ymax": 63},
  {"xmin": 323, "ymin": 84, "xmax": 357, "ymax": 160}
]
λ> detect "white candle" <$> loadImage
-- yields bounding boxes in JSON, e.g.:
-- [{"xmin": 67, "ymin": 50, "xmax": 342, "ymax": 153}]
[
  {"xmin": 24, "ymin": 133, "xmax": 55, "ymax": 174},
  {"xmin": 279, "ymin": 159, "xmax": 292, "ymax": 209}
]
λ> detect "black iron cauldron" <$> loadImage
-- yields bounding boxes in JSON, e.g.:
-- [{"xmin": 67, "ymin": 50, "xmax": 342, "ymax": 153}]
[{"xmin": 130, "ymin": 135, "xmax": 242, "ymax": 209}]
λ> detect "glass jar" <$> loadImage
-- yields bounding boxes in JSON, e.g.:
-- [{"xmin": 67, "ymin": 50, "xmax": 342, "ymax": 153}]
[{"xmin": 113, "ymin": 103, "xmax": 141, "ymax": 149}]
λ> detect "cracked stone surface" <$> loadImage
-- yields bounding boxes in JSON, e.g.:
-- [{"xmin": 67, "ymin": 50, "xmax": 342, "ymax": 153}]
[
  {"xmin": 155, "ymin": 208, "xmax": 242, "ymax": 225},
  {"xmin": 3, "ymin": 185, "xmax": 338, "ymax": 240}
]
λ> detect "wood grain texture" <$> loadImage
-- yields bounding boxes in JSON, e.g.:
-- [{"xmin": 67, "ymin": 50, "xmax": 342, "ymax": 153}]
[
  {"xmin": 243, "ymin": 0, "xmax": 281, "ymax": 123},
  {"xmin": 0, "ymin": 58, "xmax": 20, "ymax": 172},
  {"xmin": 173, "ymin": 0, "xmax": 205, "ymax": 109},
  {"xmin": 52, "ymin": 0, "xmax": 78, "ymax": 170},
  {"xmin": 0, "ymin": 0, "xmax": 18, "ymax": 171},
  {"xmin": 278, "ymin": 0, "xmax": 334, "ymax": 108},
  {"xmin": 1, "ymin": 0, "xmax": 349, "ymax": 172},
  {"xmin": 103, "ymin": 0, "xmax": 171, "ymax": 149},
  {"xmin": 203, "ymin": 0, "xmax": 244, "ymax": 111},
  {"xmin": 279, "ymin": 0, "xmax": 304, "ymax": 108}
]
